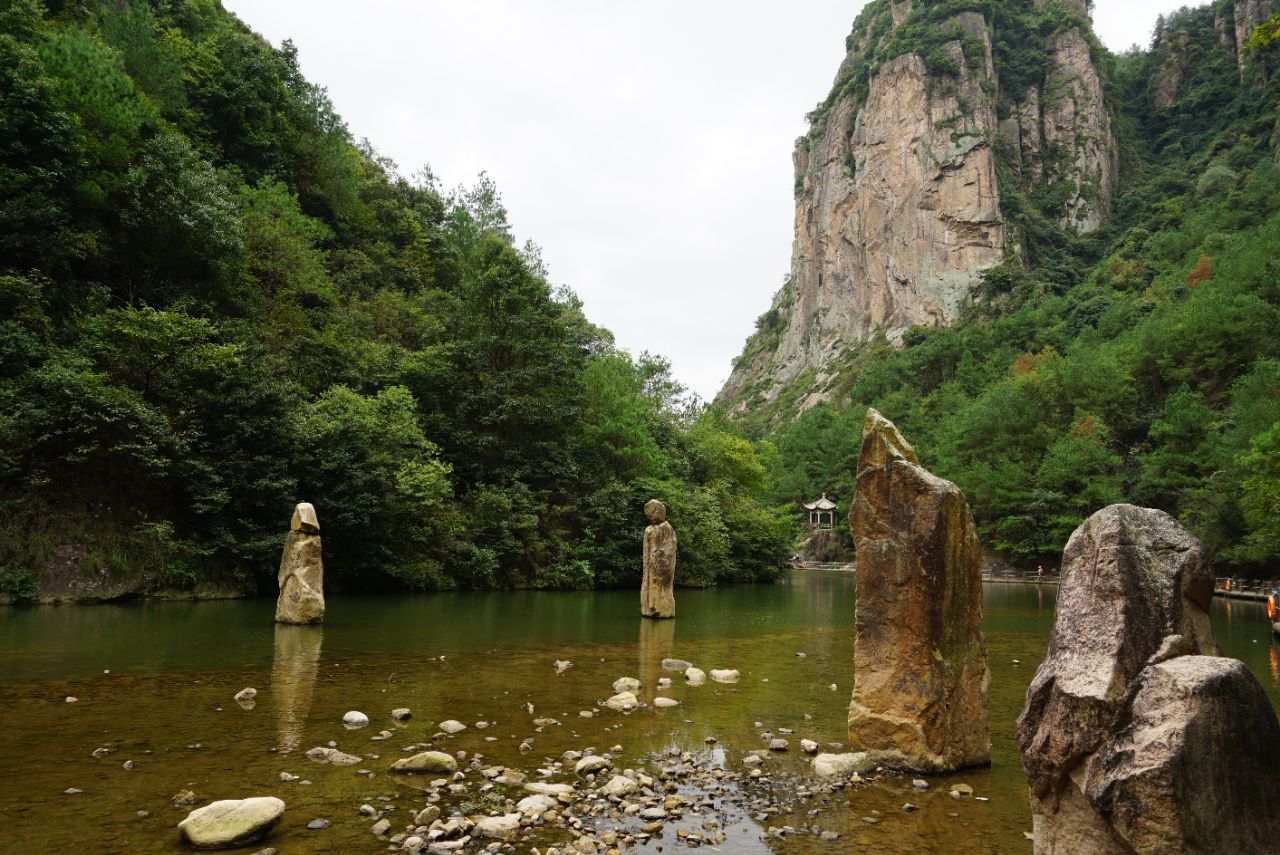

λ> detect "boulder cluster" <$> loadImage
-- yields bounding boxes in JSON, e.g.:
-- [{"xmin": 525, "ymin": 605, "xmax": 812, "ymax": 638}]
[{"xmin": 1016, "ymin": 504, "xmax": 1280, "ymax": 853}]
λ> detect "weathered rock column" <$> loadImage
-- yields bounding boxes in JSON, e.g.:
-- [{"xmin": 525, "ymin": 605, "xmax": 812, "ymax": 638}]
[
  {"xmin": 641, "ymin": 499, "xmax": 676, "ymax": 619},
  {"xmin": 847, "ymin": 409, "xmax": 989, "ymax": 772},
  {"xmin": 1017, "ymin": 504, "xmax": 1280, "ymax": 854},
  {"xmin": 275, "ymin": 502, "xmax": 325, "ymax": 625}
]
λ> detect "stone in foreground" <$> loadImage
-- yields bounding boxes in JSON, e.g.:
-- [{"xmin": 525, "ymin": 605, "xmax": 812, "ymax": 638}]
[
  {"xmin": 1017, "ymin": 503, "xmax": 1280, "ymax": 854},
  {"xmin": 177, "ymin": 797, "xmax": 284, "ymax": 850},
  {"xmin": 473, "ymin": 814, "xmax": 521, "ymax": 839},
  {"xmin": 812, "ymin": 752, "xmax": 872, "ymax": 777},
  {"xmin": 847, "ymin": 409, "xmax": 989, "ymax": 772},
  {"xmin": 388, "ymin": 751, "xmax": 458, "ymax": 774},
  {"xmin": 274, "ymin": 502, "xmax": 325, "ymax": 625},
  {"xmin": 641, "ymin": 499, "xmax": 677, "ymax": 619}
]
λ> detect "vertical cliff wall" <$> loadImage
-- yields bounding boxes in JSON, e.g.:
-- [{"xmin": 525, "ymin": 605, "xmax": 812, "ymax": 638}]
[{"xmin": 719, "ymin": 0, "xmax": 1118, "ymax": 417}]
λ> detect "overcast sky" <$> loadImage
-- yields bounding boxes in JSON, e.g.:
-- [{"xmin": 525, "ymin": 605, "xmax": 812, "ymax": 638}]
[{"xmin": 223, "ymin": 1, "xmax": 1194, "ymax": 400}]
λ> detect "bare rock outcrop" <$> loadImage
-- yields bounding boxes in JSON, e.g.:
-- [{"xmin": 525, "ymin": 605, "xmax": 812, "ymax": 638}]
[
  {"xmin": 640, "ymin": 499, "xmax": 676, "ymax": 619},
  {"xmin": 275, "ymin": 502, "xmax": 325, "ymax": 625},
  {"xmin": 1017, "ymin": 503, "xmax": 1280, "ymax": 854},
  {"xmin": 1234, "ymin": 0, "xmax": 1278, "ymax": 73},
  {"xmin": 718, "ymin": 4, "xmax": 1118, "ymax": 416},
  {"xmin": 1041, "ymin": 26, "xmax": 1119, "ymax": 233},
  {"xmin": 847, "ymin": 409, "xmax": 989, "ymax": 772}
]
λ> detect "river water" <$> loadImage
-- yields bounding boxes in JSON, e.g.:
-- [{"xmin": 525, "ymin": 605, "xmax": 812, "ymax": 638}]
[{"xmin": 0, "ymin": 572, "xmax": 1276, "ymax": 853}]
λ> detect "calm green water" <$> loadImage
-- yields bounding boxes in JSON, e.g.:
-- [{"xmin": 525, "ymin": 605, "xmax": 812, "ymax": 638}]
[{"xmin": 0, "ymin": 573, "xmax": 1276, "ymax": 854}]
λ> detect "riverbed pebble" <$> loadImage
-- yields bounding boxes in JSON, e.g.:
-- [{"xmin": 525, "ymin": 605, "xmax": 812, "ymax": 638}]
[
  {"xmin": 178, "ymin": 797, "xmax": 286, "ymax": 849},
  {"xmin": 389, "ymin": 751, "xmax": 459, "ymax": 774},
  {"xmin": 438, "ymin": 719, "xmax": 467, "ymax": 734},
  {"xmin": 612, "ymin": 677, "xmax": 641, "ymax": 693},
  {"xmin": 574, "ymin": 755, "xmax": 611, "ymax": 776},
  {"xmin": 343, "ymin": 710, "xmax": 370, "ymax": 727},
  {"xmin": 305, "ymin": 746, "xmax": 362, "ymax": 766},
  {"xmin": 604, "ymin": 691, "xmax": 638, "ymax": 711}
]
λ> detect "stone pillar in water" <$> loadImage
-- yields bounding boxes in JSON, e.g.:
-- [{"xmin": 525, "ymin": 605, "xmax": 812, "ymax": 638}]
[
  {"xmin": 1017, "ymin": 504, "xmax": 1280, "ymax": 854},
  {"xmin": 848, "ymin": 409, "xmax": 989, "ymax": 772},
  {"xmin": 641, "ymin": 499, "xmax": 676, "ymax": 619},
  {"xmin": 275, "ymin": 502, "xmax": 325, "ymax": 625}
]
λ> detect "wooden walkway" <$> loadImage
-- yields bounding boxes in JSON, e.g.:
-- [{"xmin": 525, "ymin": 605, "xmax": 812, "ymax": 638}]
[{"xmin": 1214, "ymin": 578, "xmax": 1272, "ymax": 602}]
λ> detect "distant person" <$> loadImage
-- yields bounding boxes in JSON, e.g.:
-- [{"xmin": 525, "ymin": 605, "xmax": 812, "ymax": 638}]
[{"xmin": 1037, "ymin": 564, "xmax": 1044, "ymax": 583}]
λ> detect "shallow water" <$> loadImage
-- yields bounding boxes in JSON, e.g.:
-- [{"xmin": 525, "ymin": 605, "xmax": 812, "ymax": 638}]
[{"xmin": 0, "ymin": 573, "xmax": 1276, "ymax": 854}]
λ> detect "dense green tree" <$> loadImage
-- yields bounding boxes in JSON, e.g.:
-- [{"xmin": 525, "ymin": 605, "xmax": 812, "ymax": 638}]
[{"xmin": 0, "ymin": 0, "xmax": 790, "ymax": 597}]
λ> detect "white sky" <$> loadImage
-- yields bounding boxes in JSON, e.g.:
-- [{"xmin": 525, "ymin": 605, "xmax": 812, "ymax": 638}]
[{"xmin": 223, "ymin": 1, "xmax": 1194, "ymax": 400}]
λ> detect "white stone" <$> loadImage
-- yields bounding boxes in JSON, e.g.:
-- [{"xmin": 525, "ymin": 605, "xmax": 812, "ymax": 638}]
[
  {"xmin": 612, "ymin": 677, "xmax": 641, "ymax": 693},
  {"xmin": 177, "ymin": 797, "xmax": 285, "ymax": 849},
  {"xmin": 604, "ymin": 691, "xmax": 638, "ymax": 711},
  {"xmin": 517, "ymin": 794, "xmax": 557, "ymax": 816},
  {"xmin": 473, "ymin": 813, "xmax": 521, "ymax": 839},
  {"xmin": 812, "ymin": 752, "xmax": 872, "ymax": 777},
  {"xmin": 599, "ymin": 775, "xmax": 638, "ymax": 797}
]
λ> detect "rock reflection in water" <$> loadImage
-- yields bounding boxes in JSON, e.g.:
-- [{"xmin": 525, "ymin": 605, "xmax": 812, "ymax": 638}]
[
  {"xmin": 271, "ymin": 623, "xmax": 322, "ymax": 752},
  {"xmin": 637, "ymin": 615, "xmax": 675, "ymax": 703}
]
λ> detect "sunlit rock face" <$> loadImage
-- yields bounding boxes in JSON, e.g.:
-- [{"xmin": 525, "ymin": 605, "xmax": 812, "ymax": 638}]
[
  {"xmin": 847, "ymin": 409, "xmax": 989, "ymax": 772},
  {"xmin": 1017, "ymin": 503, "xmax": 1280, "ymax": 854}
]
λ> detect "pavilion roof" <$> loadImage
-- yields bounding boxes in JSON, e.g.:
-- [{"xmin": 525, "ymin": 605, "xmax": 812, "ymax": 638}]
[{"xmin": 803, "ymin": 493, "xmax": 837, "ymax": 510}]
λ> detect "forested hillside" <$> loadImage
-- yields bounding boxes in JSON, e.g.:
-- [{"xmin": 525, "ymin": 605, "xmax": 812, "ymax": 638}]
[
  {"xmin": 746, "ymin": 2, "xmax": 1280, "ymax": 572},
  {"xmin": 0, "ymin": 0, "xmax": 792, "ymax": 599}
]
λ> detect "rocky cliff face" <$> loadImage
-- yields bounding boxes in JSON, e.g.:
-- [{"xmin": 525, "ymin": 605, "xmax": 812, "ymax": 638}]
[
  {"xmin": 1233, "ymin": 0, "xmax": 1278, "ymax": 72},
  {"xmin": 719, "ymin": 0, "xmax": 1118, "ymax": 417}
]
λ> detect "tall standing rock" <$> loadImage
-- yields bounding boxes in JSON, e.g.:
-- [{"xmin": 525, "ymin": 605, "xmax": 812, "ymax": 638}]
[
  {"xmin": 847, "ymin": 409, "xmax": 989, "ymax": 772},
  {"xmin": 275, "ymin": 503, "xmax": 325, "ymax": 625},
  {"xmin": 641, "ymin": 499, "xmax": 676, "ymax": 619},
  {"xmin": 1017, "ymin": 504, "xmax": 1280, "ymax": 854}
]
